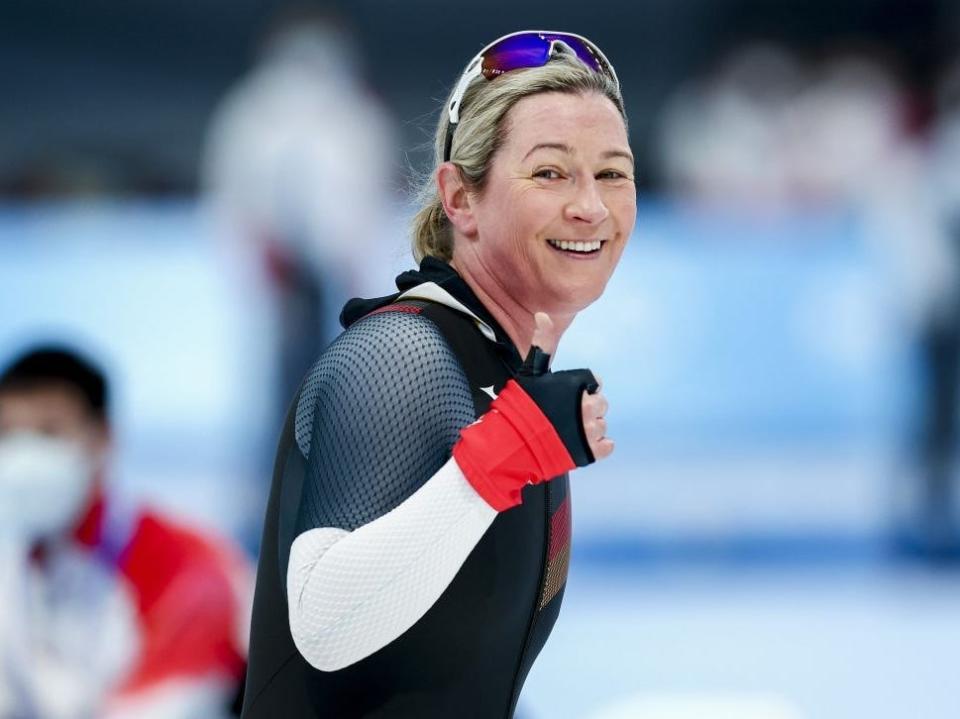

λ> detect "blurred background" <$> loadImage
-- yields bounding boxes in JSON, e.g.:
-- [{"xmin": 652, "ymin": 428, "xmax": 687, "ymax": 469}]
[{"xmin": 3, "ymin": 0, "xmax": 960, "ymax": 716}]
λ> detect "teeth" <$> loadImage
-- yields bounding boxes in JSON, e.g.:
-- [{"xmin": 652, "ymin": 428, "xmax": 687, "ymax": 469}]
[{"xmin": 548, "ymin": 239, "xmax": 603, "ymax": 253}]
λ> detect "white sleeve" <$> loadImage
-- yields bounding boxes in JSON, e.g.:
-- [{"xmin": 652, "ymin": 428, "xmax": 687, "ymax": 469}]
[{"xmin": 286, "ymin": 456, "xmax": 496, "ymax": 671}]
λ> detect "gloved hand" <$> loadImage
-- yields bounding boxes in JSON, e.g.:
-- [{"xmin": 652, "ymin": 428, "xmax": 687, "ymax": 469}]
[{"xmin": 453, "ymin": 312, "xmax": 612, "ymax": 511}]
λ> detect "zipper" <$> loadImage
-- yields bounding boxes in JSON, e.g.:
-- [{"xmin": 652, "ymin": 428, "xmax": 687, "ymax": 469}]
[{"xmin": 503, "ymin": 479, "xmax": 553, "ymax": 717}]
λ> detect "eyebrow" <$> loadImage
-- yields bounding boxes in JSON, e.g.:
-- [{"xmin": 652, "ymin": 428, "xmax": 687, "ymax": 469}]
[{"xmin": 523, "ymin": 142, "xmax": 634, "ymax": 164}]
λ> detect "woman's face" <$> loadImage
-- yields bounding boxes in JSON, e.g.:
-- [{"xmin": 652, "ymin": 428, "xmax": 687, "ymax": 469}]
[{"xmin": 465, "ymin": 91, "xmax": 636, "ymax": 315}]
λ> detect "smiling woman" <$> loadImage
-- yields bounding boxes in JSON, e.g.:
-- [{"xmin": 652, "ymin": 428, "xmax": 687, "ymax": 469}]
[
  {"xmin": 443, "ymin": 90, "xmax": 636, "ymax": 322},
  {"xmin": 242, "ymin": 30, "xmax": 635, "ymax": 719}
]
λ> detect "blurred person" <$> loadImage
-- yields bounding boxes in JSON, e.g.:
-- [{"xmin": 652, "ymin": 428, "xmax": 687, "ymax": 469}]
[
  {"xmin": 917, "ymin": 57, "xmax": 960, "ymax": 557},
  {"xmin": 661, "ymin": 43, "xmax": 960, "ymax": 556},
  {"xmin": 782, "ymin": 54, "xmax": 913, "ymax": 205},
  {"xmin": 787, "ymin": 54, "xmax": 960, "ymax": 556},
  {"xmin": 0, "ymin": 346, "xmax": 251, "ymax": 718},
  {"xmin": 242, "ymin": 30, "xmax": 633, "ymax": 718},
  {"xmin": 202, "ymin": 6, "xmax": 395, "ymax": 417},
  {"xmin": 657, "ymin": 42, "xmax": 806, "ymax": 213}
]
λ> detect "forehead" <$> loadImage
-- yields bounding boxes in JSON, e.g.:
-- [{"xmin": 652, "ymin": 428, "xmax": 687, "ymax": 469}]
[
  {"xmin": 0, "ymin": 383, "xmax": 93, "ymax": 426},
  {"xmin": 500, "ymin": 91, "xmax": 628, "ymax": 154}
]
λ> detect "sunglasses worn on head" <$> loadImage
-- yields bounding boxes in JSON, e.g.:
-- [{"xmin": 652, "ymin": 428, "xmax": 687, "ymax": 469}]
[{"xmin": 443, "ymin": 30, "xmax": 620, "ymax": 162}]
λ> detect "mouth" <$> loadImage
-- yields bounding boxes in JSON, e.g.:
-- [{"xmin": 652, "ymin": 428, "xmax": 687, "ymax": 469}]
[{"xmin": 546, "ymin": 238, "xmax": 606, "ymax": 258}]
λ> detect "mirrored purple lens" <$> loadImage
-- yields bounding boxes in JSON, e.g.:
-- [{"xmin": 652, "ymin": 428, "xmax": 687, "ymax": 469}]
[
  {"xmin": 481, "ymin": 34, "xmax": 552, "ymax": 79},
  {"xmin": 539, "ymin": 33, "xmax": 604, "ymax": 73},
  {"xmin": 481, "ymin": 33, "xmax": 605, "ymax": 80}
]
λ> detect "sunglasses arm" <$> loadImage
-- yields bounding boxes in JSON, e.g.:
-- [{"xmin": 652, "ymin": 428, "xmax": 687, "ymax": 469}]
[{"xmin": 448, "ymin": 55, "xmax": 485, "ymax": 126}]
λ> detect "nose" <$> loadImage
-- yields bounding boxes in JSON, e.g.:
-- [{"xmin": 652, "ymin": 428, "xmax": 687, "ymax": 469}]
[{"xmin": 564, "ymin": 177, "xmax": 609, "ymax": 225}]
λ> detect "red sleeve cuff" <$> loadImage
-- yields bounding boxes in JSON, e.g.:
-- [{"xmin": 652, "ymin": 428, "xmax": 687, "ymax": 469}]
[{"xmin": 453, "ymin": 380, "xmax": 575, "ymax": 511}]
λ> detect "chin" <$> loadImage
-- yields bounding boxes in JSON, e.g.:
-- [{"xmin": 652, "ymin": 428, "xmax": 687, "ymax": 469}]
[{"xmin": 546, "ymin": 281, "xmax": 606, "ymax": 314}]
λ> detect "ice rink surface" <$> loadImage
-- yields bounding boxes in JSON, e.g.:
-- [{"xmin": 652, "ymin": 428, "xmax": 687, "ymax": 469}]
[{"xmin": 522, "ymin": 558, "xmax": 960, "ymax": 719}]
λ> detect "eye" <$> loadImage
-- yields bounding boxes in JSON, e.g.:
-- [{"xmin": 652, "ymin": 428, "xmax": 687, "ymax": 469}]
[
  {"xmin": 533, "ymin": 167, "xmax": 563, "ymax": 180},
  {"xmin": 597, "ymin": 169, "xmax": 631, "ymax": 181}
]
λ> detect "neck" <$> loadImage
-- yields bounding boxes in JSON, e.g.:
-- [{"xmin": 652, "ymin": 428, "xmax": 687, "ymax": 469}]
[{"xmin": 450, "ymin": 255, "xmax": 575, "ymax": 358}]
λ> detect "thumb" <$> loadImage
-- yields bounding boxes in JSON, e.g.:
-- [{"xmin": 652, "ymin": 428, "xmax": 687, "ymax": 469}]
[
  {"xmin": 530, "ymin": 312, "xmax": 557, "ymax": 356},
  {"xmin": 521, "ymin": 312, "xmax": 557, "ymax": 376}
]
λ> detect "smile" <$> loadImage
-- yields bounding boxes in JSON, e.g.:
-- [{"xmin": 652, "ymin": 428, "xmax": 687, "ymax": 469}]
[{"xmin": 546, "ymin": 239, "xmax": 605, "ymax": 255}]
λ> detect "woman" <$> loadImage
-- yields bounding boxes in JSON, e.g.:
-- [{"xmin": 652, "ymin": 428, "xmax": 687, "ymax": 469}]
[{"xmin": 242, "ymin": 30, "xmax": 636, "ymax": 719}]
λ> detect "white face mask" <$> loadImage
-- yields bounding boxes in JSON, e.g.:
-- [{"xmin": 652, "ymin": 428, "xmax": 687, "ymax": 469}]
[{"xmin": 0, "ymin": 432, "xmax": 95, "ymax": 541}]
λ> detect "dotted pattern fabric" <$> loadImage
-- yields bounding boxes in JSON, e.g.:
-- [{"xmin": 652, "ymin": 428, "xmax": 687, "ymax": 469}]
[
  {"xmin": 287, "ymin": 457, "xmax": 497, "ymax": 671},
  {"xmin": 293, "ymin": 311, "xmax": 477, "ymax": 533}
]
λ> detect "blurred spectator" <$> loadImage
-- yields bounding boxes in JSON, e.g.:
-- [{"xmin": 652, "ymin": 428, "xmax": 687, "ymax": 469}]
[
  {"xmin": 913, "ymin": 57, "xmax": 960, "ymax": 558},
  {"xmin": 0, "ymin": 346, "xmax": 251, "ymax": 718},
  {"xmin": 787, "ymin": 54, "xmax": 960, "ymax": 556},
  {"xmin": 202, "ymin": 6, "xmax": 395, "ymax": 414},
  {"xmin": 658, "ymin": 43, "xmax": 806, "ymax": 213},
  {"xmin": 658, "ymin": 45, "xmax": 960, "ymax": 556},
  {"xmin": 785, "ymin": 53, "xmax": 957, "ymax": 327}
]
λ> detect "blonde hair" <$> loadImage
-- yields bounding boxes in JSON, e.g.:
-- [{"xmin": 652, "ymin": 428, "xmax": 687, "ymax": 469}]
[{"xmin": 411, "ymin": 52, "xmax": 625, "ymax": 263}]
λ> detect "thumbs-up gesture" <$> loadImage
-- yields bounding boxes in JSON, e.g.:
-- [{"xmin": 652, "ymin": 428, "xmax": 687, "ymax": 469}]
[
  {"xmin": 520, "ymin": 312, "xmax": 613, "ymax": 463},
  {"xmin": 453, "ymin": 311, "xmax": 612, "ymax": 511},
  {"xmin": 522, "ymin": 312, "xmax": 558, "ymax": 374}
]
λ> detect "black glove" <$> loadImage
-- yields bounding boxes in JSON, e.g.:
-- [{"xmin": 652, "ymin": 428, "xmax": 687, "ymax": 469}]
[{"xmin": 516, "ymin": 345, "xmax": 599, "ymax": 467}]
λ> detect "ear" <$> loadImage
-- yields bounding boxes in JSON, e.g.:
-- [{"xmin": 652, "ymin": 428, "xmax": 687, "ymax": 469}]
[{"xmin": 436, "ymin": 162, "xmax": 478, "ymax": 238}]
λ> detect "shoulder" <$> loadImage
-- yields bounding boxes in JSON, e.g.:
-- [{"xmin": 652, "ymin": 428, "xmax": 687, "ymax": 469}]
[
  {"xmin": 113, "ymin": 509, "xmax": 249, "ymax": 684},
  {"xmin": 120, "ymin": 509, "xmax": 250, "ymax": 607},
  {"xmin": 294, "ymin": 305, "xmax": 475, "ymax": 459},
  {"xmin": 288, "ymin": 305, "xmax": 479, "ymax": 532},
  {"xmin": 334, "ymin": 303, "xmax": 463, "ymax": 370}
]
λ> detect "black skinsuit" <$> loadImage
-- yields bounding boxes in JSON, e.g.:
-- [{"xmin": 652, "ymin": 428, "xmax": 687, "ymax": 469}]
[{"xmin": 242, "ymin": 258, "xmax": 571, "ymax": 718}]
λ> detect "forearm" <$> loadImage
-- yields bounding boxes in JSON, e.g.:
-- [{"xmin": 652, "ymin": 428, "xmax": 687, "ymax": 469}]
[{"xmin": 287, "ymin": 456, "xmax": 496, "ymax": 671}]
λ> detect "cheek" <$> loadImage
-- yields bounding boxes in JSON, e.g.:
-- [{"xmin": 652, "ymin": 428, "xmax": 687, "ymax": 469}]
[
  {"xmin": 482, "ymin": 194, "xmax": 551, "ymax": 255},
  {"xmin": 609, "ymin": 190, "xmax": 638, "ymax": 230}
]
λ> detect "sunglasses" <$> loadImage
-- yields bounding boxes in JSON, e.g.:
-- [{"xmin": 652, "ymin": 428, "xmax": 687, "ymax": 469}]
[{"xmin": 443, "ymin": 30, "xmax": 620, "ymax": 162}]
